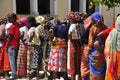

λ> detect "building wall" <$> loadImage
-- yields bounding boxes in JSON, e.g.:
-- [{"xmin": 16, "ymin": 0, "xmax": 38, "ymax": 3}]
[
  {"xmin": 55, "ymin": 0, "xmax": 69, "ymax": 20},
  {"xmin": 0, "ymin": 0, "xmax": 12, "ymax": 17},
  {"xmin": 115, "ymin": 7, "xmax": 120, "ymax": 17},
  {"xmin": 100, "ymin": 5, "xmax": 114, "ymax": 27},
  {"xmin": 0, "ymin": 0, "xmax": 118, "ymax": 26}
]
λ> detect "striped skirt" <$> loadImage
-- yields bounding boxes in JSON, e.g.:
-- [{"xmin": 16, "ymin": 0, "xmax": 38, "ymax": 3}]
[
  {"xmin": 16, "ymin": 40, "xmax": 27, "ymax": 76},
  {"xmin": 67, "ymin": 39, "xmax": 81, "ymax": 75}
]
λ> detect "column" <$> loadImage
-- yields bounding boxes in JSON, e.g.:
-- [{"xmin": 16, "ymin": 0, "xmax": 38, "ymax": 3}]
[
  {"xmin": 50, "ymin": 0, "xmax": 55, "ymax": 16},
  {"xmin": 79, "ymin": 0, "xmax": 86, "ymax": 14},
  {"xmin": 30, "ymin": 0, "xmax": 39, "ymax": 15},
  {"xmin": 12, "ymin": 0, "xmax": 16, "ymax": 13}
]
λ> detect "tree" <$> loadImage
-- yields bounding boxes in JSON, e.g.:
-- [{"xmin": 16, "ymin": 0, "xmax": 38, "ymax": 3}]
[{"xmin": 89, "ymin": 0, "xmax": 120, "ymax": 9}]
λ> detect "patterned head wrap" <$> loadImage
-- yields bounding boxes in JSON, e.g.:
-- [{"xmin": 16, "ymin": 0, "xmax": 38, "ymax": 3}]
[{"xmin": 35, "ymin": 16, "xmax": 45, "ymax": 24}]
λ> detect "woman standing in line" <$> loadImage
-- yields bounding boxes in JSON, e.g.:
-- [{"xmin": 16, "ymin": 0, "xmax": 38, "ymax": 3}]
[
  {"xmin": 48, "ymin": 19, "xmax": 68, "ymax": 80},
  {"xmin": 104, "ymin": 15, "xmax": 120, "ymax": 80},
  {"xmin": 16, "ymin": 18, "xmax": 29, "ymax": 78},
  {"xmin": 67, "ymin": 11, "xmax": 81, "ymax": 80},
  {"xmin": 27, "ymin": 16, "xmax": 43, "ymax": 79},
  {"xmin": 0, "ymin": 17, "xmax": 11, "ymax": 79},
  {"xmin": 88, "ymin": 12, "xmax": 107, "ymax": 80}
]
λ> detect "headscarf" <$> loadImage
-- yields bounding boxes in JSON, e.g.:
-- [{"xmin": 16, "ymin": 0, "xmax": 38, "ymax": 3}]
[
  {"xmin": 91, "ymin": 12, "xmax": 101, "ymax": 23},
  {"xmin": 110, "ymin": 15, "xmax": 120, "ymax": 53},
  {"xmin": 84, "ymin": 16, "xmax": 92, "ymax": 30},
  {"xmin": 84, "ymin": 12, "xmax": 101, "ymax": 30},
  {"xmin": 20, "ymin": 18, "xmax": 27, "ymax": 25},
  {"xmin": 35, "ymin": 16, "xmax": 45, "ymax": 24},
  {"xmin": 106, "ymin": 15, "xmax": 120, "ymax": 73}
]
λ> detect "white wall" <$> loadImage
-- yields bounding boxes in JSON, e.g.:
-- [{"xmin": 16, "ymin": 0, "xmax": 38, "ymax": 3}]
[
  {"xmin": 0, "ymin": 0, "xmax": 12, "ymax": 17},
  {"xmin": 100, "ymin": 5, "xmax": 114, "ymax": 27},
  {"xmin": 55, "ymin": 0, "xmax": 69, "ymax": 20},
  {"xmin": 115, "ymin": 7, "xmax": 120, "ymax": 17}
]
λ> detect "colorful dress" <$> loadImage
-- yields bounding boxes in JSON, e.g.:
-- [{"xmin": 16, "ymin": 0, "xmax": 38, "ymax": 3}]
[
  {"xmin": 0, "ymin": 40, "xmax": 11, "ymax": 73},
  {"xmin": 16, "ymin": 26, "xmax": 28, "ymax": 76},
  {"xmin": 27, "ymin": 26, "xmax": 43, "ymax": 75},
  {"xmin": 67, "ymin": 23, "xmax": 81, "ymax": 75},
  {"xmin": 105, "ymin": 16, "xmax": 120, "ymax": 80},
  {"xmin": 88, "ymin": 25, "xmax": 106, "ymax": 80},
  {"xmin": 48, "ymin": 24, "xmax": 68, "ymax": 72}
]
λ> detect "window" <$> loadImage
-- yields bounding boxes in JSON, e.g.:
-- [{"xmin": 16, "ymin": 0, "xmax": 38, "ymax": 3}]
[
  {"xmin": 38, "ymin": 0, "xmax": 50, "ymax": 14},
  {"xmin": 71, "ymin": 0, "xmax": 79, "ymax": 11},
  {"xmin": 16, "ymin": 0, "xmax": 30, "ymax": 14}
]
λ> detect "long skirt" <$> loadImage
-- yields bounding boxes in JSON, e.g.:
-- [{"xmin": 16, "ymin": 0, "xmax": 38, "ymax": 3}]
[
  {"xmin": 48, "ymin": 40, "xmax": 67, "ymax": 72},
  {"xmin": 105, "ymin": 51, "xmax": 120, "ymax": 80},
  {"xmin": 81, "ymin": 44, "xmax": 90, "ymax": 79},
  {"xmin": 27, "ymin": 45, "xmax": 43, "ymax": 73},
  {"xmin": 89, "ymin": 41, "xmax": 106, "ymax": 80},
  {"xmin": 16, "ymin": 40, "xmax": 27, "ymax": 76},
  {"xmin": 0, "ymin": 40, "xmax": 11, "ymax": 73},
  {"xmin": 67, "ymin": 40, "xmax": 81, "ymax": 75}
]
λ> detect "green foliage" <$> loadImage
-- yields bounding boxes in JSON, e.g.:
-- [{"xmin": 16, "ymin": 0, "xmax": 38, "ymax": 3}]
[{"xmin": 89, "ymin": 0, "xmax": 120, "ymax": 9}]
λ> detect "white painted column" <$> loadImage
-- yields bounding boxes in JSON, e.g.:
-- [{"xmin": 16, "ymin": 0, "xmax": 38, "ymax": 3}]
[
  {"xmin": 30, "ymin": 0, "xmax": 39, "ymax": 15},
  {"xmin": 68, "ymin": 0, "xmax": 71, "ymax": 12},
  {"xmin": 12, "ymin": 0, "xmax": 16, "ymax": 13},
  {"xmin": 54, "ymin": 0, "xmax": 58, "ymax": 15},
  {"xmin": 50, "ymin": 0, "xmax": 55, "ymax": 16},
  {"xmin": 79, "ymin": 0, "xmax": 86, "ymax": 14}
]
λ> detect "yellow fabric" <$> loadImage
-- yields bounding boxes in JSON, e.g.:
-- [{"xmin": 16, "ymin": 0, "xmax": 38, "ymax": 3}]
[
  {"xmin": 51, "ymin": 39, "xmax": 67, "ymax": 49},
  {"xmin": 31, "ymin": 25, "xmax": 44, "ymax": 46}
]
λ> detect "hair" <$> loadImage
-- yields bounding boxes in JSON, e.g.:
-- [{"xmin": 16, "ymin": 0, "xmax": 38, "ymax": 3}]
[
  {"xmin": 27, "ymin": 16, "xmax": 37, "ymax": 27},
  {"xmin": 7, "ymin": 13, "xmax": 17, "ymax": 22},
  {"xmin": 117, "ymin": 13, "xmax": 120, "ymax": 17}
]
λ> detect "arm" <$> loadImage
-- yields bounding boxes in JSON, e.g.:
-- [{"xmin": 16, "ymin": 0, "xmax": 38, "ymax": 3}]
[
  {"xmin": 6, "ymin": 34, "xmax": 12, "ymax": 52},
  {"xmin": 88, "ymin": 26, "xmax": 95, "ymax": 49},
  {"xmin": 68, "ymin": 31, "xmax": 72, "ymax": 41}
]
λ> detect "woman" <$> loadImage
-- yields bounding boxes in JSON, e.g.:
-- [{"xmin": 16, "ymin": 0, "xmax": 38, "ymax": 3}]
[
  {"xmin": 104, "ymin": 15, "xmax": 120, "ymax": 80},
  {"xmin": 16, "ymin": 18, "xmax": 28, "ymax": 77},
  {"xmin": 88, "ymin": 12, "xmax": 107, "ymax": 80},
  {"xmin": 48, "ymin": 19, "xmax": 68, "ymax": 80},
  {"xmin": 27, "ymin": 16, "xmax": 42, "ymax": 79},
  {"xmin": 67, "ymin": 11, "xmax": 81, "ymax": 80},
  {"xmin": 0, "ymin": 17, "xmax": 11, "ymax": 79}
]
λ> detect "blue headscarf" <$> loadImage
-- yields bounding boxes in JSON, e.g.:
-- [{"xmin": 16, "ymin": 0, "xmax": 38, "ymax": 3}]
[{"xmin": 91, "ymin": 12, "xmax": 101, "ymax": 22}]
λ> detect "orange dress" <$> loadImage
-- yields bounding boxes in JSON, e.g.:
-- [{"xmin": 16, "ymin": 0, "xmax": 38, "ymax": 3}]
[{"xmin": 0, "ymin": 40, "xmax": 11, "ymax": 73}]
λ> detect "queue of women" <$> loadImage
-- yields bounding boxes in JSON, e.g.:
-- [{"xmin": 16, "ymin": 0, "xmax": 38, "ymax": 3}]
[{"xmin": 0, "ymin": 11, "xmax": 120, "ymax": 80}]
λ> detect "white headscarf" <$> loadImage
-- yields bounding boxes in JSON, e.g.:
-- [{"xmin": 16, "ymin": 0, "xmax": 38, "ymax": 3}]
[{"xmin": 109, "ymin": 15, "xmax": 120, "ymax": 53}]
